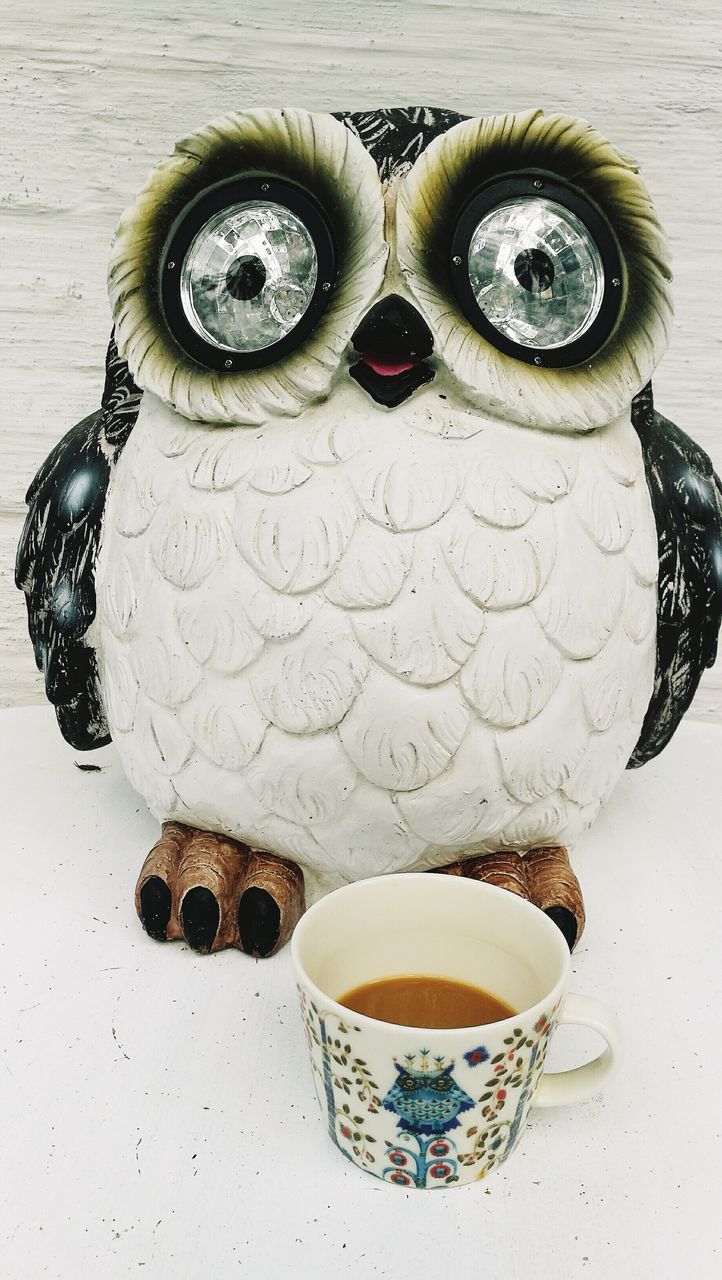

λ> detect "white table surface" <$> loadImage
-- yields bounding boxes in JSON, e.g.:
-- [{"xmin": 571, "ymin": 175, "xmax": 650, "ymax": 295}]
[{"xmin": 1, "ymin": 705, "xmax": 720, "ymax": 1278}]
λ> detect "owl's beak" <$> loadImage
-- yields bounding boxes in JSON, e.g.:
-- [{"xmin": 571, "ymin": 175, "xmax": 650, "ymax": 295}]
[{"xmin": 349, "ymin": 294, "xmax": 435, "ymax": 407}]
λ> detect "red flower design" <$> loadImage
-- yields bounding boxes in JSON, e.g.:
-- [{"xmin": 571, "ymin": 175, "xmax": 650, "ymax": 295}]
[
  {"xmin": 340, "ymin": 1123, "xmax": 352, "ymax": 1140},
  {"xmin": 429, "ymin": 1139, "xmax": 451, "ymax": 1158}
]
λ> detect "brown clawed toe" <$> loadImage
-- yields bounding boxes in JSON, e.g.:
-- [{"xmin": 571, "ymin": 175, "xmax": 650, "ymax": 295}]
[
  {"xmin": 136, "ymin": 822, "xmax": 192, "ymax": 942},
  {"xmin": 523, "ymin": 846, "xmax": 585, "ymax": 951},
  {"xmin": 432, "ymin": 845, "xmax": 585, "ymax": 951},
  {"xmin": 175, "ymin": 832, "xmax": 249, "ymax": 953},
  {"xmin": 134, "ymin": 823, "xmax": 305, "ymax": 956},
  {"xmin": 238, "ymin": 852, "xmax": 305, "ymax": 957},
  {"xmin": 434, "ymin": 850, "xmax": 532, "ymax": 898}
]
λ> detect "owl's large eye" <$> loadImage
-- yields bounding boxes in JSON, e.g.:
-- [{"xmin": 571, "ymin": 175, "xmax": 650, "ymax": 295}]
[
  {"xmin": 450, "ymin": 174, "xmax": 624, "ymax": 368},
  {"xmin": 160, "ymin": 175, "xmax": 336, "ymax": 372},
  {"xmin": 397, "ymin": 1073, "xmax": 420, "ymax": 1092}
]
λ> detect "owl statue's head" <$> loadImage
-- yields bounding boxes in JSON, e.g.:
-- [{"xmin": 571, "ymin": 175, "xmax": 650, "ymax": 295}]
[{"xmin": 108, "ymin": 106, "xmax": 671, "ymax": 434}]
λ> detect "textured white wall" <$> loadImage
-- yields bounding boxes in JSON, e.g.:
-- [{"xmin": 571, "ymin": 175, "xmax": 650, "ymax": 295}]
[{"xmin": 2, "ymin": 0, "xmax": 721, "ymax": 721}]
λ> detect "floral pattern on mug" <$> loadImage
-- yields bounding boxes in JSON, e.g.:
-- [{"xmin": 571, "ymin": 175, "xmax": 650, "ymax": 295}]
[
  {"xmin": 459, "ymin": 1012, "xmax": 560, "ymax": 1177},
  {"xmin": 298, "ymin": 986, "xmax": 561, "ymax": 1187},
  {"xmin": 299, "ymin": 986, "xmax": 382, "ymax": 1168},
  {"xmin": 463, "ymin": 1045, "xmax": 490, "ymax": 1067}
]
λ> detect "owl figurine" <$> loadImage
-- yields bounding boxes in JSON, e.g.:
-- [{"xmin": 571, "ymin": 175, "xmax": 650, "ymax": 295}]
[{"xmin": 17, "ymin": 107, "xmax": 722, "ymax": 959}]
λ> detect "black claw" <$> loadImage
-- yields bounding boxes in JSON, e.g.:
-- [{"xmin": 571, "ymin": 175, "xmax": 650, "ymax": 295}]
[
  {"xmin": 181, "ymin": 886, "xmax": 220, "ymax": 953},
  {"xmin": 139, "ymin": 875, "xmax": 172, "ymax": 942},
  {"xmin": 238, "ymin": 887, "xmax": 280, "ymax": 957},
  {"xmin": 544, "ymin": 906, "xmax": 578, "ymax": 952}
]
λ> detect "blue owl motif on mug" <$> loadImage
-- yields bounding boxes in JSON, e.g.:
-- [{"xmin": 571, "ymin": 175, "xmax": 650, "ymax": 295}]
[{"xmin": 382, "ymin": 1052, "xmax": 474, "ymax": 1187}]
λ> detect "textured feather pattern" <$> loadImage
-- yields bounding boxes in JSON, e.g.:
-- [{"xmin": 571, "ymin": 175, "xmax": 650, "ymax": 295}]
[
  {"xmin": 96, "ymin": 383, "xmax": 657, "ymax": 899},
  {"xmin": 629, "ymin": 385, "xmax": 722, "ymax": 765},
  {"xmin": 15, "ymin": 337, "xmax": 141, "ymax": 748}
]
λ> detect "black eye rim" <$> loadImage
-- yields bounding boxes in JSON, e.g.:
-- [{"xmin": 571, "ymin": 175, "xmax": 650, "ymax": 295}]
[
  {"xmin": 449, "ymin": 172, "xmax": 625, "ymax": 369},
  {"xmin": 159, "ymin": 173, "xmax": 337, "ymax": 373}
]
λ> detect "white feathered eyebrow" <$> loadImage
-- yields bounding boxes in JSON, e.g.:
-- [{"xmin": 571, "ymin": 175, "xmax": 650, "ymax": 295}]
[
  {"xmin": 396, "ymin": 109, "xmax": 673, "ymax": 434},
  {"xmin": 108, "ymin": 108, "xmax": 388, "ymax": 427}
]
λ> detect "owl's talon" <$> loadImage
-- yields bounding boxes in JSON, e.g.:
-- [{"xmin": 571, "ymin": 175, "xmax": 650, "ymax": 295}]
[
  {"xmin": 237, "ymin": 851, "xmax": 306, "ymax": 957},
  {"xmin": 432, "ymin": 845, "xmax": 585, "ymax": 951},
  {"xmin": 139, "ymin": 875, "xmax": 173, "ymax": 942},
  {"xmin": 134, "ymin": 823, "xmax": 305, "ymax": 956},
  {"xmin": 181, "ymin": 885, "xmax": 220, "ymax": 953},
  {"xmin": 543, "ymin": 905, "xmax": 579, "ymax": 952},
  {"xmin": 136, "ymin": 821, "xmax": 191, "ymax": 942},
  {"xmin": 238, "ymin": 887, "xmax": 280, "ymax": 957},
  {"xmin": 174, "ymin": 831, "xmax": 249, "ymax": 952}
]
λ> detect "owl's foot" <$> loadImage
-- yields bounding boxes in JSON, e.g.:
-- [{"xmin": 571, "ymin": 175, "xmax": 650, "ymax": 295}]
[
  {"xmin": 431, "ymin": 846, "xmax": 585, "ymax": 951},
  {"xmin": 135, "ymin": 822, "xmax": 305, "ymax": 957}
]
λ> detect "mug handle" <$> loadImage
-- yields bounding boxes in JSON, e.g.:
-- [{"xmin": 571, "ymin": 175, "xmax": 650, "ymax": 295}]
[{"xmin": 534, "ymin": 993, "xmax": 621, "ymax": 1107}]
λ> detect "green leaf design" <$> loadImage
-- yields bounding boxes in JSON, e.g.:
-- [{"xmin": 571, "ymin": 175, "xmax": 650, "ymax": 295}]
[{"xmin": 491, "ymin": 1053, "xmax": 505, "ymax": 1064}]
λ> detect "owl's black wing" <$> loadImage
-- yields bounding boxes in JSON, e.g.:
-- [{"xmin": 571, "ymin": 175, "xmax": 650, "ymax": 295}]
[
  {"xmin": 628, "ymin": 384, "xmax": 722, "ymax": 767},
  {"xmin": 15, "ymin": 336, "xmax": 141, "ymax": 749}
]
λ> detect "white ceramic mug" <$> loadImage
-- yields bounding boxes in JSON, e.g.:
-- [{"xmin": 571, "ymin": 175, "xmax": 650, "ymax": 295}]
[{"xmin": 291, "ymin": 874, "xmax": 620, "ymax": 1188}]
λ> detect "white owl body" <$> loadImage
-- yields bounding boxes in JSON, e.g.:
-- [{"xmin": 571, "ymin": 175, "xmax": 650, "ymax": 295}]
[{"xmin": 96, "ymin": 378, "xmax": 657, "ymax": 901}]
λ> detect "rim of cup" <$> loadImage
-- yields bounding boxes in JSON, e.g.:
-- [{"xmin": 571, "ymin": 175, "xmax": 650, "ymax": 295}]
[{"xmin": 291, "ymin": 872, "xmax": 572, "ymax": 1039}]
